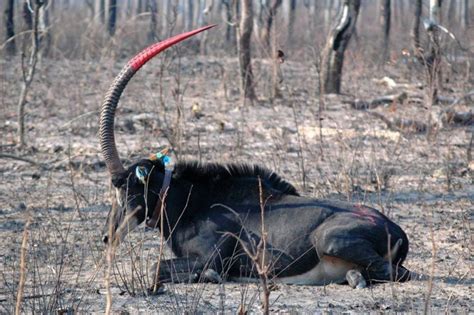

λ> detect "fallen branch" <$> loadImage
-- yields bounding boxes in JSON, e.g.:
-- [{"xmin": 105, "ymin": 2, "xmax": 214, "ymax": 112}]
[
  {"xmin": 367, "ymin": 111, "xmax": 428, "ymax": 133},
  {"xmin": 352, "ymin": 92, "xmax": 408, "ymax": 110},
  {"xmin": 0, "ymin": 153, "xmax": 54, "ymax": 170},
  {"xmin": 439, "ymin": 109, "xmax": 473, "ymax": 126},
  {"xmin": 0, "ymin": 153, "xmax": 42, "ymax": 166},
  {"xmin": 450, "ymin": 90, "xmax": 474, "ymax": 107},
  {"xmin": 1, "ymin": 292, "xmax": 63, "ymax": 303}
]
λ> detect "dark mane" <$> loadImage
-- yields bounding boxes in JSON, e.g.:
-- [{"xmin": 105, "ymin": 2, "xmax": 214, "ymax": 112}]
[{"xmin": 173, "ymin": 161, "xmax": 299, "ymax": 196}]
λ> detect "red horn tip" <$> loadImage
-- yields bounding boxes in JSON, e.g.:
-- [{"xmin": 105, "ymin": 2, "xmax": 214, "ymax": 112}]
[{"xmin": 129, "ymin": 24, "xmax": 218, "ymax": 71}]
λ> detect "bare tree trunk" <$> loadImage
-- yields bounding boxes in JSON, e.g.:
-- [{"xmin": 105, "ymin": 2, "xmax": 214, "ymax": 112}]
[
  {"xmin": 17, "ymin": 1, "xmax": 44, "ymax": 147},
  {"xmin": 287, "ymin": 0, "xmax": 297, "ymax": 47},
  {"xmin": 108, "ymin": 0, "xmax": 117, "ymax": 36},
  {"xmin": 271, "ymin": 38, "xmax": 282, "ymax": 99},
  {"xmin": 187, "ymin": 0, "xmax": 194, "ymax": 29},
  {"xmin": 196, "ymin": 0, "xmax": 204, "ymax": 25},
  {"xmin": 237, "ymin": 0, "xmax": 256, "ymax": 101},
  {"xmin": 430, "ymin": 0, "xmax": 442, "ymax": 24},
  {"xmin": 380, "ymin": 0, "xmax": 391, "ymax": 63},
  {"xmin": 85, "ymin": 0, "xmax": 95, "ymax": 20},
  {"xmin": 323, "ymin": 0, "xmax": 333, "ymax": 32},
  {"xmin": 221, "ymin": 0, "xmax": 236, "ymax": 50},
  {"xmin": 447, "ymin": 0, "xmax": 456, "ymax": 25},
  {"xmin": 4, "ymin": 0, "xmax": 16, "ymax": 56},
  {"xmin": 137, "ymin": 0, "xmax": 144, "ymax": 15},
  {"xmin": 99, "ymin": 0, "xmax": 105, "ymax": 24},
  {"xmin": 270, "ymin": 1, "xmax": 283, "ymax": 99},
  {"xmin": 320, "ymin": 0, "xmax": 361, "ymax": 94},
  {"xmin": 38, "ymin": 0, "xmax": 51, "ymax": 59},
  {"xmin": 126, "ymin": 0, "xmax": 133, "ymax": 17},
  {"xmin": 147, "ymin": 0, "xmax": 158, "ymax": 42},
  {"xmin": 23, "ymin": 2, "xmax": 33, "ymax": 30},
  {"xmin": 427, "ymin": 0, "xmax": 443, "ymax": 106},
  {"xmin": 462, "ymin": 0, "xmax": 469, "ymax": 28},
  {"xmin": 162, "ymin": 0, "xmax": 170, "ymax": 35},
  {"xmin": 200, "ymin": 0, "xmax": 214, "ymax": 54},
  {"xmin": 412, "ymin": 0, "xmax": 422, "ymax": 52},
  {"xmin": 260, "ymin": 0, "xmax": 282, "ymax": 49}
]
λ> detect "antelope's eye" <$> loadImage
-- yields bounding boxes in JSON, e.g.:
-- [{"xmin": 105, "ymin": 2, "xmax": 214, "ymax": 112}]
[{"xmin": 135, "ymin": 166, "xmax": 149, "ymax": 185}]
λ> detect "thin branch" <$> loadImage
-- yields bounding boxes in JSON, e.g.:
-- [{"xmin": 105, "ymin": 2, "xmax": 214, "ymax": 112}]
[{"xmin": 0, "ymin": 153, "xmax": 43, "ymax": 167}]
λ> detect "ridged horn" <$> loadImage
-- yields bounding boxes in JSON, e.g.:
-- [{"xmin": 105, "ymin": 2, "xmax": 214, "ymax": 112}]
[{"xmin": 99, "ymin": 24, "xmax": 217, "ymax": 178}]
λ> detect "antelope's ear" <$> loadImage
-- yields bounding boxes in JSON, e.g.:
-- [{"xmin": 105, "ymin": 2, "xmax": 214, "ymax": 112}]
[{"xmin": 135, "ymin": 166, "xmax": 149, "ymax": 185}]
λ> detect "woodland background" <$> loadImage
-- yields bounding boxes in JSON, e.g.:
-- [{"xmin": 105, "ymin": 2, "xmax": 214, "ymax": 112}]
[{"xmin": 0, "ymin": 0, "xmax": 473, "ymax": 313}]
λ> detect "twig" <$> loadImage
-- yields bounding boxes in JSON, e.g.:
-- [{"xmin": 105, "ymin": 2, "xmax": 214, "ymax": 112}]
[
  {"xmin": 257, "ymin": 177, "xmax": 270, "ymax": 315},
  {"xmin": 423, "ymin": 210, "xmax": 437, "ymax": 315},
  {"xmin": 15, "ymin": 217, "xmax": 31, "ymax": 315},
  {"xmin": 467, "ymin": 132, "xmax": 473, "ymax": 164}
]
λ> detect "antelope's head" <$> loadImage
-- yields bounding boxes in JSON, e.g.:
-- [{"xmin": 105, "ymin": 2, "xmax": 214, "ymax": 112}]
[{"xmin": 100, "ymin": 25, "xmax": 216, "ymax": 244}]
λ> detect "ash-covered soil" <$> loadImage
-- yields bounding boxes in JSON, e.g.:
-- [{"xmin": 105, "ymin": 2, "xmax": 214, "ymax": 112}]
[{"xmin": 0, "ymin": 54, "xmax": 472, "ymax": 313}]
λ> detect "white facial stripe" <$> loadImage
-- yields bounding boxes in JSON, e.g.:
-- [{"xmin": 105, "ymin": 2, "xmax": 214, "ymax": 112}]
[{"xmin": 115, "ymin": 188, "xmax": 123, "ymax": 207}]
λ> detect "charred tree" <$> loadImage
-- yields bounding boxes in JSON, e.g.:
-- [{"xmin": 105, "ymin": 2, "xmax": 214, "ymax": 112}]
[
  {"xmin": 136, "ymin": 0, "xmax": 144, "ymax": 15},
  {"xmin": 260, "ymin": 0, "xmax": 283, "ymax": 49},
  {"xmin": 126, "ymin": 0, "xmax": 132, "ymax": 17},
  {"xmin": 323, "ymin": 0, "xmax": 333, "ymax": 32},
  {"xmin": 447, "ymin": 0, "xmax": 456, "ymax": 24},
  {"xmin": 161, "ymin": 0, "xmax": 171, "ymax": 35},
  {"xmin": 270, "ymin": 2, "xmax": 283, "ymax": 99},
  {"xmin": 200, "ymin": 0, "xmax": 214, "ymax": 54},
  {"xmin": 237, "ymin": 0, "xmax": 256, "ymax": 101},
  {"xmin": 427, "ymin": 0, "xmax": 443, "ymax": 105},
  {"xmin": 187, "ymin": 0, "xmax": 194, "ymax": 30},
  {"xmin": 430, "ymin": 0, "xmax": 442, "ymax": 24},
  {"xmin": 17, "ymin": 1, "xmax": 44, "ymax": 147},
  {"xmin": 38, "ymin": 0, "xmax": 51, "ymax": 59},
  {"xmin": 412, "ymin": 0, "xmax": 422, "ymax": 52},
  {"xmin": 222, "ymin": 0, "xmax": 234, "ymax": 45},
  {"xmin": 380, "ymin": 0, "xmax": 391, "ymax": 63},
  {"xmin": 4, "ymin": 0, "xmax": 16, "ymax": 56},
  {"xmin": 287, "ymin": 0, "xmax": 297, "ymax": 47},
  {"xmin": 23, "ymin": 2, "xmax": 33, "ymax": 30},
  {"xmin": 147, "ymin": 0, "xmax": 158, "ymax": 42},
  {"xmin": 462, "ymin": 0, "xmax": 469, "ymax": 28},
  {"xmin": 320, "ymin": 0, "xmax": 361, "ymax": 94},
  {"xmin": 85, "ymin": 0, "xmax": 95, "ymax": 19},
  {"xmin": 108, "ymin": 0, "xmax": 117, "ymax": 36},
  {"xmin": 98, "ymin": 0, "xmax": 105, "ymax": 24}
]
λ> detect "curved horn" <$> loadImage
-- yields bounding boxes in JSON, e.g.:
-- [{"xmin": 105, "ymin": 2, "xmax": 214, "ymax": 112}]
[{"xmin": 99, "ymin": 25, "xmax": 217, "ymax": 178}]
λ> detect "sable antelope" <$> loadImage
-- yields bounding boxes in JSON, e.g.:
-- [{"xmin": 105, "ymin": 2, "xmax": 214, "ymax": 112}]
[{"xmin": 100, "ymin": 25, "xmax": 412, "ymax": 288}]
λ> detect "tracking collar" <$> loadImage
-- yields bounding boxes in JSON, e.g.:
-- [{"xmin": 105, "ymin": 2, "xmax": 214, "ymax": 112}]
[{"xmin": 146, "ymin": 149, "xmax": 174, "ymax": 228}]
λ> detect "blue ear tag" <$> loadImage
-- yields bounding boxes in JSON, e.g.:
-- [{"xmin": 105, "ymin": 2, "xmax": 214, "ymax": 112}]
[{"xmin": 149, "ymin": 148, "xmax": 173, "ymax": 170}]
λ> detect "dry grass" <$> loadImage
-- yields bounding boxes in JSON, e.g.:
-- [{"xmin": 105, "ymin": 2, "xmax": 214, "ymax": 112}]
[{"xmin": 1, "ymin": 2, "xmax": 473, "ymax": 313}]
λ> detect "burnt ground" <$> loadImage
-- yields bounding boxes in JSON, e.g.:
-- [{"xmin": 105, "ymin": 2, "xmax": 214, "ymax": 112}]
[{"xmin": 0, "ymin": 53, "xmax": 472, "ymax": 313}]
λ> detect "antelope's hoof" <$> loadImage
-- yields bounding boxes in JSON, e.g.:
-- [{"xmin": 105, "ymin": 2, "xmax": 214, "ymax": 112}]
[
  {"xmin": 346, "ymin": 269, "xmax": 367, "ymax": 289},
  {"xmin": 147, "ymin": 284, "xmax": 165, "ymax": 296},
  {"xmin": 202, "ymin": 269, "xmax": 222, "ymax": 283}
]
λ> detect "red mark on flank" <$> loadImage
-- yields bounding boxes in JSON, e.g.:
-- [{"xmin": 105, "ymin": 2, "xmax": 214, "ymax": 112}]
[{"xmin": 353, "ymin": 204, "xmax": 378, "ymax": 225}]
